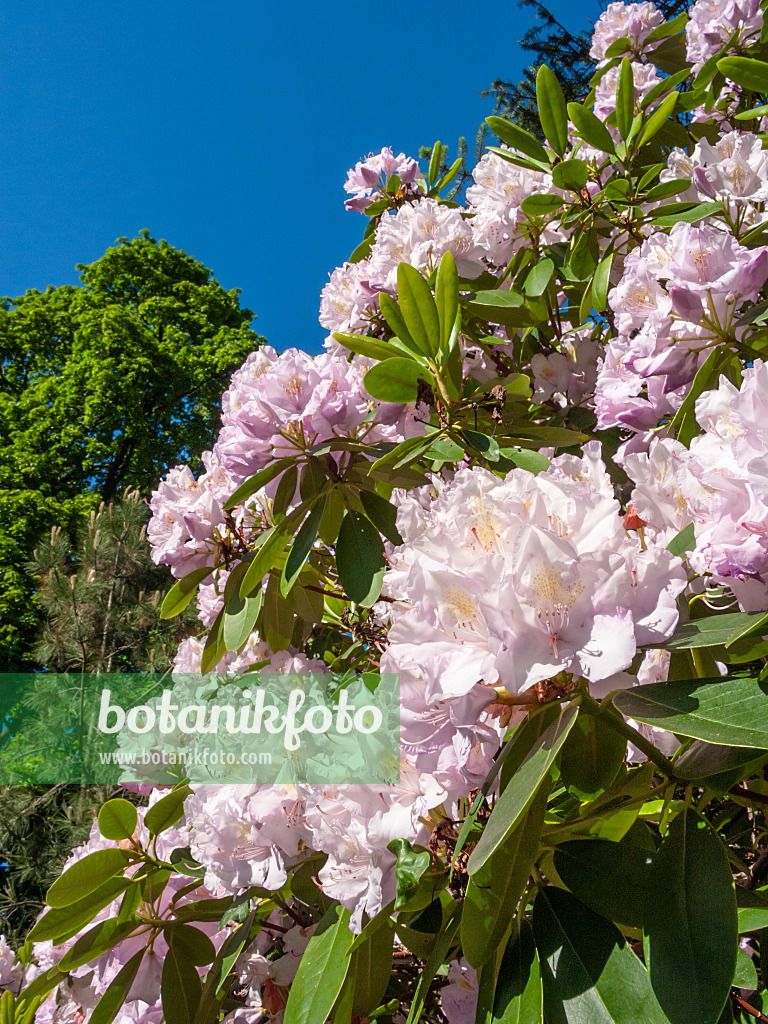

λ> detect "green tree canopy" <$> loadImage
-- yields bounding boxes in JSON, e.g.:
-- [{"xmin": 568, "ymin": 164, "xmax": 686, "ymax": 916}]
[{"xmin": 0, "ymin": 231, "xmax": 263, "ymax": 670}]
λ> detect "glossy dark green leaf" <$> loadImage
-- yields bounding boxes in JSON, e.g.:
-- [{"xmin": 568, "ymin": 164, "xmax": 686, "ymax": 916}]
[
  {"xmin": 651, "ymin": 201, "xmax": 722, "ymax": 227},
  {"xmin": 29, "ymin": 877, "xmax": 132, "ymax": 944},
  {"xmin": 163, "ymin": 938, "xmax": 202, "ymax": 1024},
  {"xmin": 144, "ymin": 785, "xmax": 191, "ymax": 836},
  {"xmin": 524, "ymin": 258, "xmax": 556, "ymax": 297},
  {"xmin": 616, "ymin": 58, "xmax": 635, "ymax": 140},
  {"xmin": 537, "ymin": 65, "xmax": 568, "ymax": 155},
  {"xmin": 435, "ymin": 251, "xmax": 459, "ymax": 354},
  {"xmin": 47, "ymin": 849, "xmax": 132, "ymax": 909},
  {"xmin": 160, "ymin": 566, "xmax": 214, "ymax": 619},
  {"xmin": 614, "ymin": 675, "xmax": 768, "ymax": 748},
  {"xmin": 462, "ymin": 430, "xmax": 500, "ymax": 462},
  {"xmin": 520, "ymin": 193, "xmax": 564, "ymax": 217},
  {"xmin": 359, "ymin": 489, "xmax": 403, "ymax": 545},
  {"xmin": 496, "ymin": 448, "xmax": 550, "ymax": 475},
  {"xmin": 397, "ymin": 262, "xmax": 440, "ymax": 357},
  {"xmin": 336, "ymin": 510, "xmax": 386, "ymax": 606},
  {"xmin": 89, "ymin": 949, "xmax": 145, "ymax": 1024},
  {"xmin": 554, "ymin": 834, "xmax": 655, "ymax": 928},
  {"xmin": 486, "ymin": 116, "xmax": 549, "ymax": 165},
  {"xmin": 389, "ymin": 839, "xmax": 432, "ymax": 910},
  {"xmin": 223, "ymin": 457, "xmax": 296, "ymax": 511},
  {"xmin": 674, "ymin": 740, "xmax": 768, "ymax": 780},
  {"xmin": 663, "ymin": 612, "xmax": 768, "ymax": 651},
  {"xmin": 468, "ymin": 704, "xmax": 578, "ymax": 875},
  {"xmin": 734, "ymin": 947, "xmax": 758, "ymax": 990},
  {"xmin": 558, "ymin": 708, "xmax": 626, "ymax": 798},
  {"xmin": 404, "ymin": 904, "xmax": 462, "ymax": 1024},
  {"xmin": 534, "ymin": 886, "xmax": 668, "ymax": 1024},
  {"xmin": 239, "ymin": 507, "xmax": 305, "ymax": 600},
  {"xmin": 666, "ymin": 522, "xmax": 695, "ymax": 556},
  {"xmin": 568, "ymin": 102, "xmax": 615, "ymax": 154},
  {"xmin": 645, "ymin": 179, "xmax": 693, "ymax": 202},
  {"xmin": 350, "ymin": 917, "xmax": 395, "ymax": 1015},
  {"xmin": 463, "ymin": 785, "xmax": 547, "ymax": 968},
  {"xmin": 717, "ymin": 56, "xmax": 768, "ymax": 93},
  {"xmin": 644, "ymin": 809, "xmax": 737, "ymax": 1024},
  {"xmin": 98, "ymin": 798, "xmax": 138, "ymax": 842},
  {"xmin": 552, "ymin": 161, "xmax": 588, "ymax": 192},
  {"xmin": 639, "ymin": 91, "xmax": 679, "ymax": 146},
  {"xmin": 224, "ymin": 571, "xmax": 264, "ymax": 650},
  {"xmin": 281, "ymin": 499, "xmax": 326, "ymax": 596},
  {"xmin": 363, "ymin": 357, "xmax": 433, "ymax": 403},
  {"xmin": 167, "ymin": 923, "xmax": 216, "ymax": 966},
  {"xmin": 331, "ymin": 331, "xmax": 400, "ymax": 362},
  {"xmin": 492, "ymin": 921, "xmax": 543, "ymax": 1023},
  {"xmin": 284, "ymin": 904, "xmax": 355, "ymax": 1024}
]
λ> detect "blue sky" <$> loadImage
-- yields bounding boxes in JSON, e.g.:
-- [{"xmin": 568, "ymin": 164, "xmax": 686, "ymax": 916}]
[{"xmin": 0, "ymin": 0, "xmax": 592, "ymax": 356}]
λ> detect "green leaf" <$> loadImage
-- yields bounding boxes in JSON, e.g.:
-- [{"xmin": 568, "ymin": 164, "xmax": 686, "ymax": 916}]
[
  {"xmin": 520, "ymin": 194, "xmax": 564, "ymax": 217},
  {"xmin": 273, "ymin": 464, "xmax": 298, "ymax": 520},
  {"xmin": 223, "ymin": 577, "xmax": 264, "ymax": 650},
  {"xmin": 552, "ymin": 161, "xmax": 588, "ymax": 192},
  {"xmin": 616, "ymin": 58, "xmax": 635, "ymax": 141},
  {"xmin": 57, "ymin": 918, "xmax": 138, "ymax": 972},
  {"xmin": 144, "ymin": 785, "xmax": 191, "ymax": 836},
  {"xmin": 163, "ymin": 938, "xmax": 203, "ymax": 1024},
  {"xmin": 336, "ymin": 509, "xmax": 386, "ymax": 606},
  {"xmin": 89, "ymin": 949, "xmax": 145, "ymax": 1024},
  {"xmin": 511, "ymin": 425, "xmax": 586, "ymax": 449},
  {"xmin": 468, "ymin": 704, "xmax": 578, "ymax": 876},
  {"xmin": 674, "ymin": 740, "xmax": 768, "ymax": 781},
  {"xmin": 404, "ymin": 903, "xmax": 462, "ymax": 1024},
  {"xmin": 591, "ymin": 252, "xmax": 614, "ymax": 310},
  {"xmin": 664, "ymin": 345, "xmax": 726, "ymax": 445},
  {"xmin": 738, "ymin": 906, "xmax": 768, "ymax": 932},
  {"xmin": 645, "ymin": 179, "xmax": 694, "ymax": 202},
  {"xmin": 160, "ymin": 566, "xmax": 214, "ymax": 619},
  {"xmin": 496, "ymin": 448, "xmax": 550, "ymax": 475},
  {"xmin": 568, "ymin": 102, "xmax": 616, "ymax": 154},
  {"xmin": 363, "ymin": 358, "xmax": 433, "ymax": 403},
  {"xmin": 98, "ymin": 799, "xmax": 138, "ymax": 842},
  {"xmin": 426, "ymin": 435, "xmax": 466, "ymax": 461},
  {"xmin": 491, "ymin": 921, "xmax": 543, "ymax": 1024},
  {"xmin": 463, "ymin": 785, "xmax": 547, "ymax": 968},
  {"xmin": 435, "ymin": 251, "xmax": 459, "ymax": 355},
  {"xmin": 663, "ymin": 611, "xmax": 768, "ymax": 650},
  {"xmin": 717, "ymin": 56, "xmax": 768, "ymax": 94},
  {"xmin": 534, "ymin": 886, "xmax": 668, "ymax": 1024},
  {"xmin": 614, "ymin": 675, "xmax": 768, "ymax": 748},
  {"xmin": 200, "ymin": 606, "xmax": 226, "ymax": 673},
  {"xmin": 666, "ymin": 522, "xmax": 695, "ymax": 556},
  {"xmin": 734, "ymin": 946, "xmax": 758, "ymax": 990},
  {"xmin": 359, "ymin": 489, "xmax": 403, "ymax": 545},
  {"xmin": 350, "ymin": 917, "xmax": 395, "ymax": 1016},
  {"xmin": 486, "ymin": 116, "xmax": 549, "ymax": 166},
  {"xmin": 433, "ymin": 156, "xmax": 464, "ymax": 194},
  {"xmin": 281, "ymin": 499, "xmax": 326, "ymax": 596},
  {"xmin": 553, "ymin": 832, "xmax": 655, "ymax": 928},
  {"xmin": 224, "ymin": 457, "xmax": 296, "ymax": 511},
  {"xmin": 397, "ymin": 262, "xmax": 441, "ymax": 358},
  {"xmin": 46, "ymin": 849, "xmax": 131, "ymax": 909},
  {"xmin": 651, "ymin": 201, "xmax": 723, "ymax": 227},
  {"xmin": 284, "ymin": 904, "xmax": 355, "ymax": 1024},
  {"xmin": 462, "ymin": 429, "xmax": 500, "ymax": 462},
  {"xmin": 644, "ymin": 809, "xmax": 737, "ymax": 1024},
  {"xmin": 239, "ymin": 503, "xmax": 306, "ymax": 600},
  {"xmin": 389, "ymin": 839, "xmax": 432, "ymax": 910},
  {"xmin": 604, "ymin": 36, "xmax": 632, "ymax": 57},
  {"xmin": 537, "ymin": 65, "xmax": 568, "ymax": 156},
  {"xmin": 524, "ymin": 258, "xmax": 555, "ymax": 297},
  {"xmin": 28, "ymin": 877, "xmax": 132, "ymax": 944},
  {"xmin": 332, "ymin": 332, "xmax": 402, "ymax": 362},
  {"xmin": 378, "ymin": 293, "xmax": 421, "ymax": 357},
  {"xmin": 428, "ymin": 141, "xmax": 443, "ymax": 184},
  {"xmin": 167, "ymin": 924, "xmax": 217, "ymax": 966},
  {"xmin": 639, "ymin": 91, "xmax": 680, "ymax": 146},
  {"xmin": 558, "ymin": 707, "xmax": 625, "ymax": 798}
]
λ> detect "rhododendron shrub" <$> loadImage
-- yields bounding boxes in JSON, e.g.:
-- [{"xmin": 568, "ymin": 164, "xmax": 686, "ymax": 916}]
[{"xmin": 11, "ymin": 3, "xmax": 768, "ymax": 1023}]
